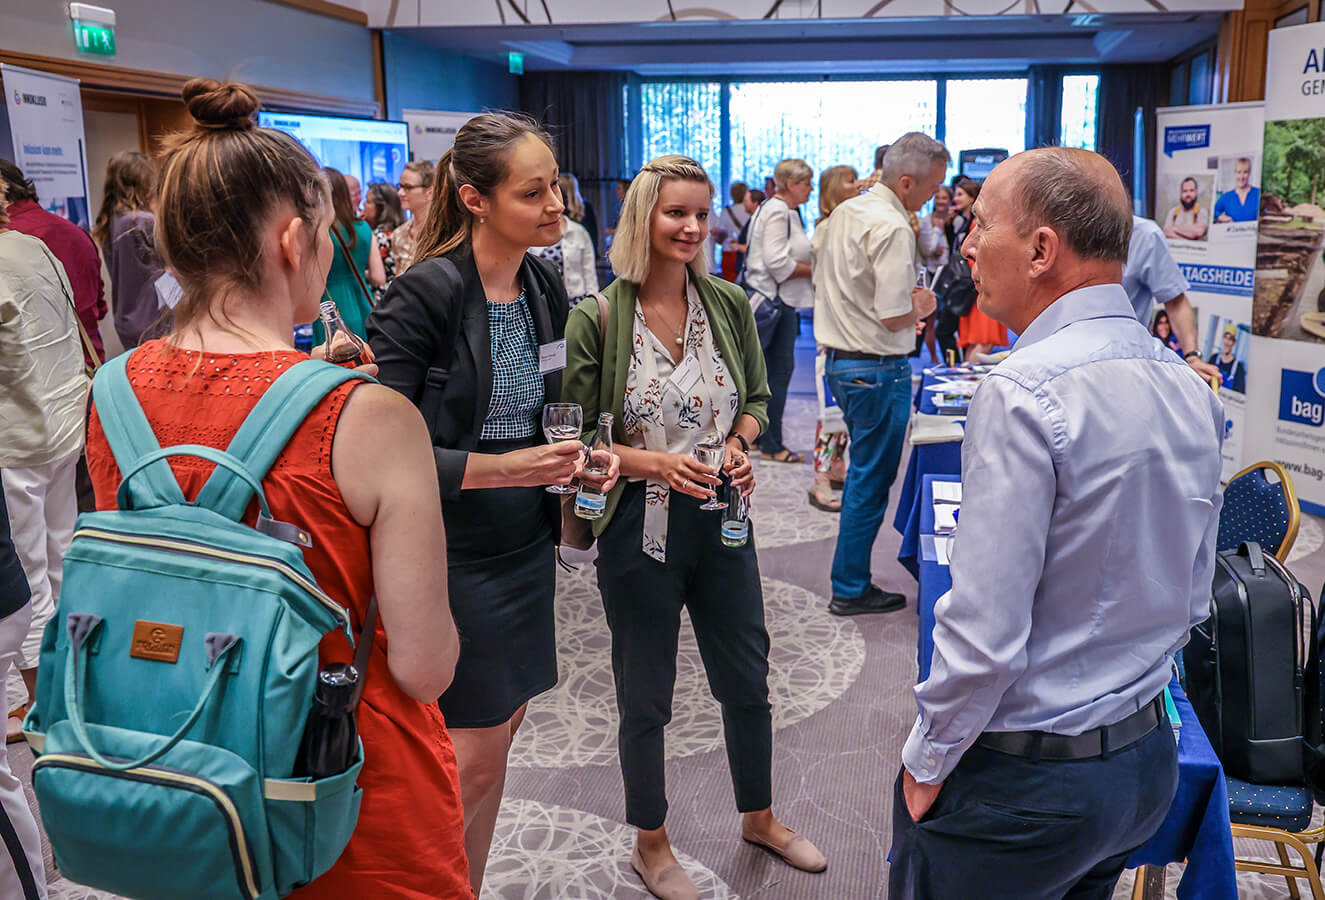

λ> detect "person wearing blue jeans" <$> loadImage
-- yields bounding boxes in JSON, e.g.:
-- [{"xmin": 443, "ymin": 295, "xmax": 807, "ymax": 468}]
[
  {"xmin": 810, "ymin": 132, "xmax": 949, "ymax": 615},
  {"xmin": 825, "ymin": 354, "xmax": 914, "ymax": 606}
]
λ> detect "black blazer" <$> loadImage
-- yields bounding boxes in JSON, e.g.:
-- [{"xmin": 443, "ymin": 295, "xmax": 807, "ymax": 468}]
[{"xmin": 365, "ymin": 246, "xmax": 570, "ymax": 506}]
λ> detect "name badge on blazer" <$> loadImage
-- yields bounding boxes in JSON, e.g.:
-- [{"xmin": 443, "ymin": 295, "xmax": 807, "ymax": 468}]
[{"xmin": 539, "ymin": 340, "xmax": 567, "ymax": 374}]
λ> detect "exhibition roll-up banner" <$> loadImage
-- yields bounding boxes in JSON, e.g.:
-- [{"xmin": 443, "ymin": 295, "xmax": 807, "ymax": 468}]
[
  {"xmin": 1154, "ymin": 101, "xmax": 1264, "ymax": 480},
  {"xmin": 1248, "ymin": 23, "xmax": 1325, "ymax": 515},
  {"xmin": 1, "ymin": 64, "xmax": 91, "ymax": 229},
  {"xmin": 402, "ymin": 109, "xmax": 479, "ymax": 164}
]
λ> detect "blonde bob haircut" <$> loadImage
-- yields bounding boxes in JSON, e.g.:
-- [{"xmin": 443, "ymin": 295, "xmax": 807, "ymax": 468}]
[
  {"xmin": 608, "ymin": 154, "xmax": 713, "ymax": 285},
  {"xmin": 773, "ymin": 158, "xmax": 812, "ymax": 191}
]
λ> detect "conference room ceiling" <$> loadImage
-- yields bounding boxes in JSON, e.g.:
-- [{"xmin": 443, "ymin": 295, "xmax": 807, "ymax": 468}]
[{"xmin": 397, "ymin": 15, "xmax": 1222, "ymax": 74}]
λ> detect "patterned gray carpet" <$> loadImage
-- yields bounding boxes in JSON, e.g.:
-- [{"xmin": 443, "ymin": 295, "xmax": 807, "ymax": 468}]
[{"xmin": 23, "ymin": 393, "xmax": 1325, "ymax": 899}]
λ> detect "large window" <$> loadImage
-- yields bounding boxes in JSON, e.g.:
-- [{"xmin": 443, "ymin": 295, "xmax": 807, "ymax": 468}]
[
  {"xmin": 943, "ymin": 78, "xmax": 1027, "ymax": 181},
  {"xmin": 639, "ymin": 81, "xmax": 722, "ymax": 194},
  {"xmin": 728, "ymin": 80, "xmax": 937, "ymax": 223},
  {"xmin": 1060, "ymin": 75, "xmax": 1100, "ymax": 151}
]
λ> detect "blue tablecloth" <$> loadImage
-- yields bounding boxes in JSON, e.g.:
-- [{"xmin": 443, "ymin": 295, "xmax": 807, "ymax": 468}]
[
  {"xmin": 895, "ymin": 372, "xmax": 964, "ymax": 578},
  {"xmin": 910, "ymin": 474, "xmax": 1237, "ymax": 899}
]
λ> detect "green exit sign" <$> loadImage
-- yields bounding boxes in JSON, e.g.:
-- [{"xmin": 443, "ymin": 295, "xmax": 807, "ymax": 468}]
[
  {"xmin": 508, "ymin": 51, "xmax": 524, "ymax": 75},
  {"xmin": 73, "ymin": 20, "xmax": 116, "ymax": 55}
]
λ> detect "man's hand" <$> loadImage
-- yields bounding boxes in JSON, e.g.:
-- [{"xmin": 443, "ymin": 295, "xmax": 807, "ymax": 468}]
[
  {"xmin": 902, "ymin": 768, "xmax": 944, "ymax": 823},
  {"xmin": 912, "ymin": 287, "xmax": 937, "ymax": 320},
  {"xmin": 1187, "ymin": 354, "xmax": 1221, "ymax": 382}
]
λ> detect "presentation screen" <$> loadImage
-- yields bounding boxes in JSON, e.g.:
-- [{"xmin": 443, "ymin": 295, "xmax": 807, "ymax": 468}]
[
  {"xmin": 257, "ymin": 112, "xmax": 408, "ymax": 189},
  {"xmin": 957, "ymin": 148, "xmax": 1009, "ymax": 181}
]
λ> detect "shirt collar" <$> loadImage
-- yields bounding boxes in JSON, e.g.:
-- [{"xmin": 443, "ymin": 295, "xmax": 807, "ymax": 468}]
[
  {"xmin": 1015, "ymin": 283, "xmax": 1136, "ymax": 351},
  {"xmin": 868, "ymin": 183, "xmax": 907, "ymax": 217}
]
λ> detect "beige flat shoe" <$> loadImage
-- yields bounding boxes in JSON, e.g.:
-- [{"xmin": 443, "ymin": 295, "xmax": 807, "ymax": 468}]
[
  {"xmin": 741, "ymin": 826, "xmax": 828, "ymax": 873},
  {"xmin": 630, "ymin": 846, "xmax": 700, "ymax": 900}
]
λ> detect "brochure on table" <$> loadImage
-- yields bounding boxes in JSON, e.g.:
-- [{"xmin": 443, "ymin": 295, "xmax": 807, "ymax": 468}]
[
  {"xmin": 1248, "ymin": 23, "xmax": 1325, "ymax": 515},
  {"xmin": 1, "ymin": 64, "xmax": 91, "ymax": 230},
  {"xmin": 1154, "ymin": 101, "xmax": 1263, "ymax": 481}
]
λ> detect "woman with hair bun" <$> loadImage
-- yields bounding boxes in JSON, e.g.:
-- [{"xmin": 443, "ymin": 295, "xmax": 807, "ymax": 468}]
[
  {"xmin": 82, "ymin": 78, "xmax": 471, "ymax": 899},
  {"xmin": 367, "ymin": 111, "xmax": 620, "ymax": 895}
]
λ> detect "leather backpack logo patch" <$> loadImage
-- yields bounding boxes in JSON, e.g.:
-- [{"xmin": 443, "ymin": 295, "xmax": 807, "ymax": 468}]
[{"xmin": 130, "ymin": 621, "xmax": 184, "ymax": 663}]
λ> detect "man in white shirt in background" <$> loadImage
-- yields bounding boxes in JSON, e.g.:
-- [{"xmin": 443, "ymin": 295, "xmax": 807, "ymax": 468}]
[
  {"xmin": 891, "ymin": 147, "xmax": 1223, "ymax": 899},
  {"xmin": 813, "ymin": 133, "xmax": 944, "ymax": 615}
]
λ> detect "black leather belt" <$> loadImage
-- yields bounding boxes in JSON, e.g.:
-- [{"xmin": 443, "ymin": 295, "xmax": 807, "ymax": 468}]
[
  {"xmin": 825, "ymin": 349, "xmax": 907, "ymax": 363},
  {"xmin": 975, "ymin": 695, "xmax": 1165, "ymax": 761}
]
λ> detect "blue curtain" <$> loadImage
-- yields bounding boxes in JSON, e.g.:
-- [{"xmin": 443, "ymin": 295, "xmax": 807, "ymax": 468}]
[{"xmin": 1097, "ymin": 64, "xmax": 1168, "ymax": 216}]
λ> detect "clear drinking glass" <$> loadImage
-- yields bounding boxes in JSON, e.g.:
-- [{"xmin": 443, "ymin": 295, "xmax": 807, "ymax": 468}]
[
  {"xmin": 692, "ymin": 434, "xmax": 727, "ymax": 510},
  {"xmin": 542, "ymin": 403, "xmax": 583, "ymax": 494}
]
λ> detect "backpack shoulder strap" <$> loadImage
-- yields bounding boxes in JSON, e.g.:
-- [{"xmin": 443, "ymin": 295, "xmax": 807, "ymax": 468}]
[
  {"xmin": 91, "ymin": 352, "xmax": 187, "ymax": 510},
  {"xmin": 195, "ymin": 360, "xmax": 375, "ymax": 521}
]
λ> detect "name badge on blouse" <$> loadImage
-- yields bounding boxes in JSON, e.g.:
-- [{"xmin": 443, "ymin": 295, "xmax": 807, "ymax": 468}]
[
  {"xmin": 538, "ymin": 340, "xmax": 567, "ymax": 374},
  {"xmin": 669, "ymin": 353, "xmax": 702, "ymax": 395}
]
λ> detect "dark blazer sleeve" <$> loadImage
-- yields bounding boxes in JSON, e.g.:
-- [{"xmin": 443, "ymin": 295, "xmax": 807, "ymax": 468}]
[
  {"xmin": 0, "ymin": 477, "xmax": 31, "ymax": 620},
  {"xmin": 365, "ymin": 261, "xmax": 471, "ymax": 501}
]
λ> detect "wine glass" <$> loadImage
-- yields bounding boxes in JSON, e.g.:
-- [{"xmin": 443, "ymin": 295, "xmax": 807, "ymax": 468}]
[
  {"xmin": 542, "ymin": 403, "xmax": 582, "ymax": 494},
  {"xmin": 692, "ymin": 433, "xmax": 727, "ymax": 510}
]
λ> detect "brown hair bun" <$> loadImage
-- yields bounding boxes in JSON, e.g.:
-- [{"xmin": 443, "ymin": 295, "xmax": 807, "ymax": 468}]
[{"xmin": 182, "ymin": 78, "xmax": 258, "ymax": 131}]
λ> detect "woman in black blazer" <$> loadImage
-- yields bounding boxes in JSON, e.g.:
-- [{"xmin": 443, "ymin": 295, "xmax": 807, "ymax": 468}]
[{"xmin": 366, "ymin": 113, "xmax": 618, "ymax": 895}]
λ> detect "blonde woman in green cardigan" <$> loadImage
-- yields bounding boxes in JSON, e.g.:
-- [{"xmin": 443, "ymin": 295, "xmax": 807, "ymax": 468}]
[{"xmin": 563, "ymin": 155, "xmax": 827, "ymax": 900}]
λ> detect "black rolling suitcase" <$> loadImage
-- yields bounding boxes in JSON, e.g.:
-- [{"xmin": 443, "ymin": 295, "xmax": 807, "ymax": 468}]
[{"xmin": 1184, "ymin": 541, "xmax": 1318, "ymax": 785}]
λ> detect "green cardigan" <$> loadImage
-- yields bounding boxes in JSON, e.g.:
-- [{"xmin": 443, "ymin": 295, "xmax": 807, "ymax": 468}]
[{"xmin": 561, "ymin": 273, "xmax": 772, "ymax": 536}]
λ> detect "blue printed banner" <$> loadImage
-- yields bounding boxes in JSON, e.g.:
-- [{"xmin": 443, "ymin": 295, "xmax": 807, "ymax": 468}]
[
  {"xmin": 1163, "ymin": 125, "xmax": 1211, "ymax": 157},
  {"xmin": 1178, "ymin": 263, "xmax": 1255, "ymax": 297}
]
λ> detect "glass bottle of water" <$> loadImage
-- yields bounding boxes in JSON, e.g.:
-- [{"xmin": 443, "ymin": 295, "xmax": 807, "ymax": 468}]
[
  {"xmin": 721, "ymin": 480, "xmax": 749, "ymax": 547},
  {"xmin": 319, "ymin": 299, "xmax": 367, "ymax": 365},
  {"xmin": 575, "ymin": 413, "xmax": 614, "ymax": 520}
]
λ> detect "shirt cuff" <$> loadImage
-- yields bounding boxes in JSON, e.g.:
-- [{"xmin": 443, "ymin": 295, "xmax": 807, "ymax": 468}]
[{"xmin": 901, "ymin": 714, "xmax": 962, "ymax": 784}]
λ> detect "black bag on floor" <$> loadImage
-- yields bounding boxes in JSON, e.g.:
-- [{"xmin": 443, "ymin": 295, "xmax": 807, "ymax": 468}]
[{"xmin": 1184, "ymin": 541, "xmax": 1319, "ymax": 785}]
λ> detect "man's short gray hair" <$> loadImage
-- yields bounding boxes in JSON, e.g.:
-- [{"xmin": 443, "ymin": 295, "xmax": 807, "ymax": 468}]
[
  {"xmin": 1015, "ymin": 148, "xmax": 1131, "ymax": 263},
  {"xmin": 880, "ymin": 133, "xmax": 950, "ymax": 184}
]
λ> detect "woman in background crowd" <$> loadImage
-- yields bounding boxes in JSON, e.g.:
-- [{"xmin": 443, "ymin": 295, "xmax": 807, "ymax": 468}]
[
  {"xmin": 530, "ymin": 174, "xmax": 600, "ymax": 301},
  {"xmin": 367, "ymin": 112, "xmax": 619, "ymax": 896},
  {"xmin": 561, "ymin": 172, "xmax": 599, "ymax": 254},
  {"xmin": 84, "ymin": 78, "xmax": 470, "ymax": 899},
  {"xmin": 743, "ymin": 158, "xmax": 814, "ymax": 464},
  {"xmin": 950, "ymin": 178, "xmax": 1007, "ymax": 357},
  {"xmin": 314, "ymin": 167, "xmax": 384, "ymax": 344},
  {"xmin": 0, "ymin": 174, "xmax": 89, "ymax": 746},
  {"xmin": 563, "ymin": 154, "xmax": 825, "ymax": 900},
  {"xmin": 806, "ymin": 164, "xmax": 859, "ymax": 513},
  {"xmin": 927, "ymin": 184, "xmax": 959, "ymax": 363},
  {"xmin": 390, "ymin": 160, "xmax": 435, "ymax": 275},
  {"xmin": 94, "ymin": 150, "xmax": 167, "ymax": 348},
  {"xmin": 363, "ymin": 181, "xmax": 404, "ymax": 303},
  {"xmin": 729, "ymin": 187, "xmax": 765, "ymax": 272},
  {"xmin": 1151, "ymin": 309, "xmax": 1184, "ymax": 356}
]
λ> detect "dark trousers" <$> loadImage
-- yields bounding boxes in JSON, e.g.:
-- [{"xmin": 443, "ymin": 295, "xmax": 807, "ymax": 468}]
[
  {"xmin": 595, "ymin": 482, "xmax": 773, "ymax": 830},
  {"xmin": 934, "ymin": 304, "xmax": 960, "ymax": 363},
  {"xmin": 888, "ymin": 722, "xmax": 1178, "ymax": 900},
  {"xmin": 759, "ymin": 303, "xmax": 800, "ymax": 456}
]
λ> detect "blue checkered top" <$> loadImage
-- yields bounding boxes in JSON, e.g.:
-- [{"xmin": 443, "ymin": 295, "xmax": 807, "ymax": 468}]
[{"xmin": 482, "ymin": 292, "xmax": 544, "ymax": 440}]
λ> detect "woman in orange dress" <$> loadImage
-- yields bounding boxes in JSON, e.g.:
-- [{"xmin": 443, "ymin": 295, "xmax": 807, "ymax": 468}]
[
  {"xmin": 950, "ymin": 178, "xmax": 1008, "ymax": 357},
  {"xmin": 84, "ymin": 78, "xmax": 472, "ymax": 900}
]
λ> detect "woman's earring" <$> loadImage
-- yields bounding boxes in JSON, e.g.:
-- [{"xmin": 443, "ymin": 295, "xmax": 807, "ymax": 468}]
[{"xmin": 479, "ymin": 216, "xmax": 486, "ymax": 225}]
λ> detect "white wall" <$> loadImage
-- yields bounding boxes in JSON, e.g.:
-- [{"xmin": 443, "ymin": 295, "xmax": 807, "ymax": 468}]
[{"xmin": 0, "ymin": 0, "xmax": 376, "ymax": 102}]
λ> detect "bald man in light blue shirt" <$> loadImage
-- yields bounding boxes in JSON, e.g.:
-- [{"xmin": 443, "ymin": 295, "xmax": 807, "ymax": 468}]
[{"xmin": 890, "ymin": 149, "xmax": 1223, "ymax": 900}]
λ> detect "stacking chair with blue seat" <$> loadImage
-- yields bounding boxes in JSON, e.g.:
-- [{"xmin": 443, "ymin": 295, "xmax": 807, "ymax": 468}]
[
  {"xmin": 1218, "ymin": 461, "xmax": 1301, "ymax": 562},
  {"xmin": 1228, "ymin": 777, "xmax": 1324, "ymax": 899}
]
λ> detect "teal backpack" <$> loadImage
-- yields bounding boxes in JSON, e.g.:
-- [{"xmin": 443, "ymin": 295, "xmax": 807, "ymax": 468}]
[{"xmin": 24, "ymin": 353, "xmax": 376, "ymax": 900}]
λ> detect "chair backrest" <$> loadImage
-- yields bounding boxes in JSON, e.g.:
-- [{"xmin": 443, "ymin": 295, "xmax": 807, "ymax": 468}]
[{"xmin": 1218, "ymin": 461, "xmax": 1301, "ymax": 562}]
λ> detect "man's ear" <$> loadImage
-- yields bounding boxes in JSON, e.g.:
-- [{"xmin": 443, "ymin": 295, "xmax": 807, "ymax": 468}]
[
  {"xmin": 279, "ymin": 216, "xmax": 306, "ymax": 273},
  {"xmin": 458, "ymin": 184, "xmax": 488, "ymax": 220},
  {"xmin": 1028, "ymin": 226, "xmax": 1060, "ymax": 279}
]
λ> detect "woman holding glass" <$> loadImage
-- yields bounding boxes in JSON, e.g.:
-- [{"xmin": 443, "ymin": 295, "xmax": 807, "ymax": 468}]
[
  {"xmin": 563, "ymin": 154, "xmax": 826, "ymax": 900},
  {"xmin": 366, "ymin": 112, "xmax": 618, "ymax": 895}
]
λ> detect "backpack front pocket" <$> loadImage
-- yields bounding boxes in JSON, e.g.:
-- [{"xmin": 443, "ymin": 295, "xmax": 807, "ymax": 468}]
[
  {"xmin": 263, "ymin": 745, "xmax": 364, "ymax": 894},
  {"xmin": 32, "ymin": 723, "xmax": 272, "ymax": 900}
]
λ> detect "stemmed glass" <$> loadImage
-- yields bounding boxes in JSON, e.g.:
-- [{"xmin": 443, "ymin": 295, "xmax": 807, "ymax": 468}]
[
  {"xmin": 692, "ymin": 433, "xmax": 727, "ymax": 510},
  {"xmin": 542, "ymin": 403, "xmax": 582, "ymax": 494}
]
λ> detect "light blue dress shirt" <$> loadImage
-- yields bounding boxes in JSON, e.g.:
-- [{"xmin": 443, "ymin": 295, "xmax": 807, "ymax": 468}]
[
  {"xmin": 1122, "ymin": 215, "xmax": 1190, "ymax": 323},
  {"xmin": 902, "ymin": 284, "xmax": 1224, "ymax": 784}
]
